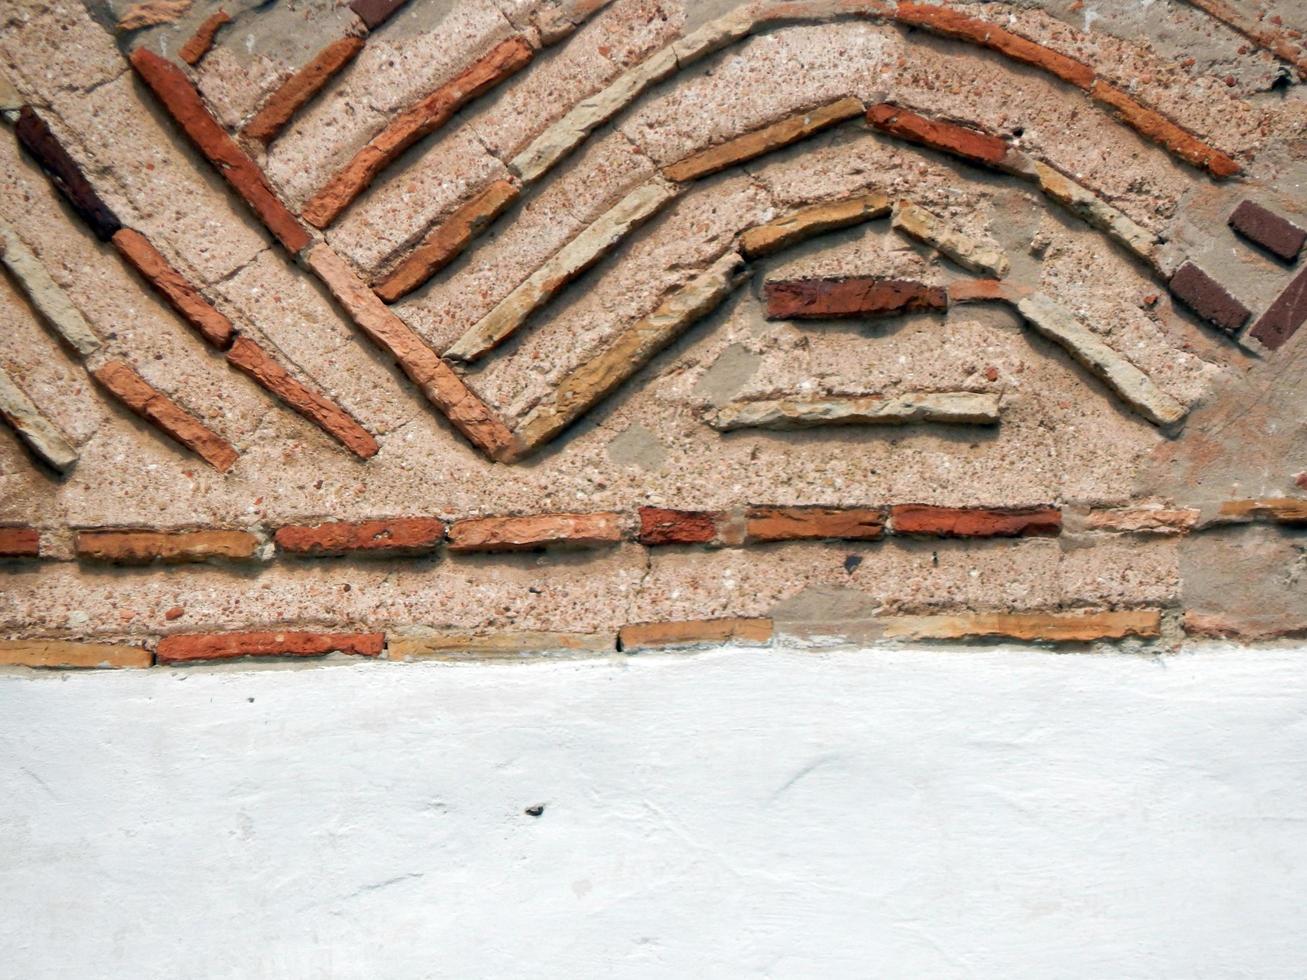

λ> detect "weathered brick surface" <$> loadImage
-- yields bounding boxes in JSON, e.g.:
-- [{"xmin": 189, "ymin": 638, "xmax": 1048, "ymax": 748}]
[
  {"xmin": 619, "ymin": 617, "xmax": 773, "ymax": 652},
  {"xmin": 662, "ymin": 96, "xmax": 864, "ymax": 182},
  {"xmin": 274, "ymin": 518, "xmax": 445, "ymax": 556},
  {"xmin": 128, "ymin": 48, "xmax": 311, "ymax": 254},
  {"xmin": 1088, "ymin": 80, "xmax": 1240, "ymax": 179},
  {"xmin": 389, "ymin": 629, "xmax": 614, "ymax": 661},
  {"xmin": 91, "ymin": 361, "xmax": 238, "ymax": 472},
  {"xmin": 638, "ymin": 507, "xmax": 720, "ymax": 545},
  {"xmin": 765, "ymin": 276, "xmax": 948, "ymax": 319},
  {"xmin": 865, "ymin": 103, "xmax": 1009, "ymax": 169},
  {"xmin": 893, "ymin": 2, "xmax": 1095, "ymax": 90},
  {"xmin": 947, "ymin": 279, "xmax": 1026, "ymax": 304},
  {"xmin": 156, "ymin": 630, "xmax": 384, "ymax": 663},
  {"xmin": 243, "ymin": 37, "xmax": 367, "ymax": 145},
  {"xmin": 1167, "ymin": 261, "xmax": 1250, "ymax": 335},
  {"xmin": 0, "ymin": 639, "xmax": 151, "ymax": 669},
  {"xmin": 179, "ymin": 11, "xmax": 231, "ymax": 66},
  {"xmin": 1248, "ymin": 266, "xmax": 1307, "ymax": 351},
  {"xmin": 305, "ymin": 243, "xmax": 519, "ymax": 459},
  {"xmin": 746, "ymin": 507, "xmax": 885, "ymax": 542},
  {"xmin": 349, "ymin": 0, "xmax": 409, "ymax": 31},
  {"xmin": 0, "ymin": 220, "xmax": 102, "ymax": 357},
  {"xmin": 739, "ymin": 192, "xmax": 889, "ymax": 258},
  {"xmin": 14, "ymin": 108, "xmax": 121, "ymax": 241},
  {"xmin": 226, "ymin": 337, "xmax": 380, "ymax": 459},
  {"xmin": 76, "ymin": 529, "xmax": 260, "ymax": 564},
  {"xmin": 111, "ymin": 228, "xmax": 235, "ymax": 348},
  {"xmin": 0, "ymin": 527, "xmax": 40, "ymax": 558},
  {"xmin": 373, "ymin": 179, "xmax": 520, "ymax": 302},
  {"xmin": 447, "ymin": 512, "xmax": 624, "ymax": 552},
  {"xmin": 1084, "ymin": 508, "xmax": 1200, "ymax": 534},
  {"xmin": 890, "ymin": 505, "xmax": 1062, "ymax": 537},
  {"xmin": 1217, "ymin": 498, "xmax": 1307, "ymax": 526},
  {"xmin": 881, "ymin": 609, "xmax": 1161, "ymax": 643},
  {"xmin": 0, "ymin": 366, "xmax": 79, "ymax": 472},
  {"xmin": 1228, "ymin": 200, "xmax": 1306, "ymax": 262},
  {"xmin": 301, "ymin": 37, "xmax": 534, "ymax": 229}
]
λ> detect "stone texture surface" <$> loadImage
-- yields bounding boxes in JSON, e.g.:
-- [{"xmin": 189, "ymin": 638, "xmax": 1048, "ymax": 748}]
[
  {"xmin": 710, "ymin": 392, "xmax": 1001, "ymax": 430},
  {"xmin": 892, "ymin": 199, "xmax": 1010, "ymax": 278},
  {"xmin": 739, "ymin": 192, "xmax": 889, "ymax": 258},
  {"xmin": 619, "ymin": 617, "xmax": 773, "ymax": 651},
  {"xmin": 879, "ymin": 610, "xmax": 1161, "ymax": 643},
  {"xmin": 0, "ymin": 368, "xmax": 79, "ymax": 473},
  {"xmin": 0, "ymin": 220, "xmax": 101, "ymax": 357},
  {"xmin": 0, "ymin": 638, "xmax": 151, "ymax": 669},
  {"xmin": 388, "ymin": 628, "xmax": 613, "ymax": 660}
]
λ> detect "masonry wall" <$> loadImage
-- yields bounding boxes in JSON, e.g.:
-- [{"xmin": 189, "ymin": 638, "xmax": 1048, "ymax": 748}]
[{"xmin": 1, "ymin": 0, "xmax": 1305, "ymax": 668}]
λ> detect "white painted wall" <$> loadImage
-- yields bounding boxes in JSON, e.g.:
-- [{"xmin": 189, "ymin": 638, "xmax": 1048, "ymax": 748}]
[{"xmin": 3, "ymin": 645, "xmax": 1307, "ymax": 979}]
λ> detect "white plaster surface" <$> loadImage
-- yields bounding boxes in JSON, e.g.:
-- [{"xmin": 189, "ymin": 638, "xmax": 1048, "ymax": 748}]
[{"xmin": 3, "ymin": 644, "xmax": 1307, "ymax": 978}]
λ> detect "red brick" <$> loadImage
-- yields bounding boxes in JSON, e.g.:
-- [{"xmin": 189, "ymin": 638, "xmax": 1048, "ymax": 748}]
[
  {"xmin": 638, "ymin": 507, "xmax": 719, "ymax": 545},
  {"xmin": 301, "ymin": 37, "xmax": 534, "ymax": 229},
  {"xmin": 0, "ymin": 527, "xmax": 40, "ymax": 558},
  {"xmin": 76, "ymin": 528, "xmax": 259, "ymax": 563},
  {"xmin": 243, "ymin": 36, "xmax": 366, "ymax": 145},
  {"xmin": 128, "ymin": 48, "xmax": 310, "ymax": 253},
  {"xmin": 92, "ymin": 360, "xmax": 238, "ymax": 472},
  {"xmin": 1228, "ymin": 200, "xmax": 1306, "ymax": 262},
  {"xmin": 1249, "ymin": 265, "xmax": 1307, "ymax": 351},
  {"xmin": 274, "ymin": 517, "xmax": 445, "ymax": 556},
  {"xmin": 745, "ymin": 507, "xmax": 885, "ymax": 542},
  {"xmin": 1089, "ymin": 80, "xmax": 1240, "ymax": 179},
  {"xmin": 179, "ymin": 10, "xmax": 231, "ymax": 66},
  {"xmin": 373, "ymin": 180, "xmax": 521, "ymax": 302},
  {"xmin": 14, "ymin": 108, "xmax": 121, "ymax": 241},
  {"xmin": 893, "ymin": 3, "xmax": 1095, "ymax": 89},
  {"xmin": 447, "ymin": 512, "xmax": 623, "ymax": 552},
  {"xmin": 890, "ymin": 504, "xmax": 1062, "ymax": 537},
  {"xmin": 157, "ymin": 630, "xmax": 384, "ymax": 663},
  {"xmin": 866, "ymin": 103, "xmax": 1009, "ymax": 168},
  {"xmin": 111, "ymin": 228, "xmax": 235, "ymax": 348},
  {"xmin": 765, "ymin": 276, "xmax": 947, "ymax": 319},
  {"xmin": 226, "ymin": 337, "xmax": 379, "ymax": 459},
  {"xmin": 1168, "ymin": 261, "xmax": 1250, "ymax": 335}
]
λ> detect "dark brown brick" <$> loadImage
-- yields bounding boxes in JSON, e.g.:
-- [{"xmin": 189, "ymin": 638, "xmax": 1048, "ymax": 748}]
[
  {"xmin": 1168, "ymin": 261, "xmax": 1250, "ymax": 334},
  {"xmin": 1229, "ymin": 200, "xmax": 1306, "ymax": 262},
  {"xmin": 890, "ymin": 505, "xmax": 1062, "ymax": 537},
  {"xmin": 765, "ymin": 277, "xmax": 947, "ymax": 320},
  {"xmin": 14, "ymin": 107, "xmax": 121, "ymax": 241},
  {"xmin": 1249, "ymin": 265, "xmax": 1307, "ymax": 351},
  {"xmin": 349, "ymin": 0, "xmax": 409, "ymax": 30}
]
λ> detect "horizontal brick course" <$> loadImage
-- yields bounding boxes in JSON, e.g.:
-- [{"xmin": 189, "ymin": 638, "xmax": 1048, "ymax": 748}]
[
  {"xmin": 1216, "ymin": 498, "xmax": 1307, "ymax": 526},
  {"xmin": 890, "ymin": 505, "xmax": 1062, "ymax": 537},
  {"xmin": 0, "ymin": 639, "xmax": 151, "ymax": 669},
  {"xmin": 881, "ymin": 609, "xmax": 1162, "ymax": 643},
  {"xmin": 447, "ymin": 512, "xmax": 623, "ymax": 552},
  {"xmin": 389, "ymin": 630, "xmax": 614, "ymax": 661},
  {"xmin": 157, "ymin": 630, "xmax": 385, "ymax": 663},
  {"xmin": 111, "ymin": 228, "xmax": 235, "ymax": 348},
  {"xmin": 0, "ymin": 527, "xmax": 40, "ymax": 558},
  {"xmin": 226, "ymin": 337, "xmax": 380, "ymax": 459},
  {"xmin": 746, "ymin": 506, "xmax": 885, "ymax": 543},
  {"xmin": 638, "ymin": 507, "xmax": 720, "ymax": 545},
  {"xmin": 129, "ymin": 48, "xmax": 310, "ymax": 253},
  {"xmin": 274, "ymin": 518, "xmax": 445, "ymax": 556},
  {"xmin": 92, "ymin": 361, "xmax": 238, "ymax": 472},
  {"xmin": 619, "ymin": 618, "xmax": 774, "ymax": 652},
  {"xmin": 76, "ymin": 529, "xmax": 259, "ymax": 563},
  {"xmin": 765, "ymin": 276, "xmax": 948, "ymax": 319}
]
